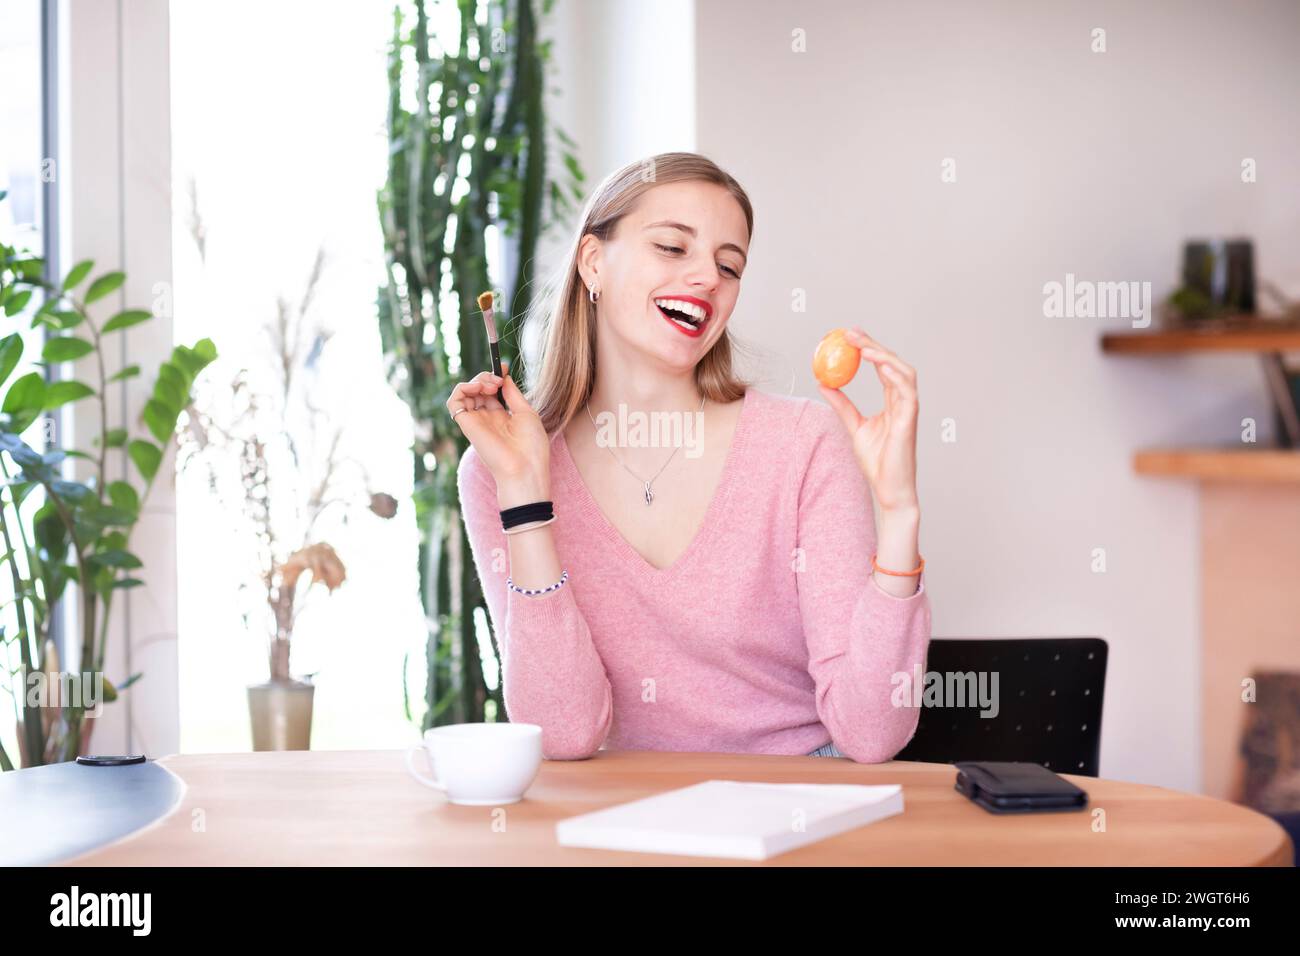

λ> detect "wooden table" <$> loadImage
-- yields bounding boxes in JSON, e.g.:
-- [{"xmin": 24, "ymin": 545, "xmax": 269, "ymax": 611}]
[{"xmin": 63, "ymin": 749, "xmax": 1294, "ymax": 866}]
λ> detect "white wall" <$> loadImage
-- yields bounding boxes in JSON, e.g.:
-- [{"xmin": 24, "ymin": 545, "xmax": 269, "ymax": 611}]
[
  {"xmin": 539, "ymin": 0, "xmax": 696, "ymax": 277},
  {"xmin": 691, "ymin": 0, "xmax": 1300, "ymax": 791}
]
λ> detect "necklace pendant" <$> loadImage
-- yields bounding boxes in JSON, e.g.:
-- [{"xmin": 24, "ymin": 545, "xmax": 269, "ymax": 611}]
[{"xmin": 644, "ymin": 482, "xmax": 654, "ymax": 506}]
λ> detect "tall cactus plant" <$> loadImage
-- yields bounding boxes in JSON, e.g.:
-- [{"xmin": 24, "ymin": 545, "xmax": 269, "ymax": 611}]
[{"xmin": 377, "ymin": 0, "xmax": 584, "ymax": 729}]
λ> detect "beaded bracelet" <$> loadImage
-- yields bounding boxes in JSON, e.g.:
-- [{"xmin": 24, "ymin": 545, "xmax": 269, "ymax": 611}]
[
  {"xmin": 502, "ymin": 516, "xmax": 557, "ymax": 535},
  {"xmin": 506, "ymin": 568, "xmax": 569, "ymax": 597}
]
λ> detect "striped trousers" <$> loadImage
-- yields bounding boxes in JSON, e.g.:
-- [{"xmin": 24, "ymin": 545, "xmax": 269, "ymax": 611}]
[{"xmin": 807, "ymin": 741, "xmax": 847, "ymax": 758}]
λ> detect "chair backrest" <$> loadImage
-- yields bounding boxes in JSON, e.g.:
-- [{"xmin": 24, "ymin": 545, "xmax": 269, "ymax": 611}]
[{"xmin": 893, "ymin": 637, "xmax": 1108, "ymax": 776}]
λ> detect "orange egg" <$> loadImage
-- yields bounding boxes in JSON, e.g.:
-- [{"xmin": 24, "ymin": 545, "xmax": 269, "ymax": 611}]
[{"xmin": 812, "ymin": 328, "xmax": 861, "ymax": 389}]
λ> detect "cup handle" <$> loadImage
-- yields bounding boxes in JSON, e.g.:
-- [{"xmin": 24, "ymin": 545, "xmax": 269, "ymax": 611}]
[{"xmin": 405, "ymin": 743, "xmax": 446, "ymax": 791}]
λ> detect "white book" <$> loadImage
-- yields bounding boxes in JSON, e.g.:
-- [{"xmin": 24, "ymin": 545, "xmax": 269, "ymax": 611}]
[{"xmin": 555, "ymin": 779, "xmax": 904, "ymax": 860}]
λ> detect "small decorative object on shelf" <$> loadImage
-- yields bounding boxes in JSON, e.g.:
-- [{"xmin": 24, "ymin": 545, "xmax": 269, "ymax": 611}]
[
  {"xmin": 1163, "ymin": 238, "xmax": 1256, "ymax": 327},
  {"xmin": 1103, "ymin": 242, "xmax": 1300, "ymax": 465}
]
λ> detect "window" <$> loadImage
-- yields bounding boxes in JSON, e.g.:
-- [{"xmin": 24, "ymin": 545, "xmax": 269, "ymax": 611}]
[
  {"xmin": 0, "ymin": 0, "xmax": 62, "ymax": 767},
  {"xmin": 170, "ymin": 2, "xmax": 421, "ymax": 751}
]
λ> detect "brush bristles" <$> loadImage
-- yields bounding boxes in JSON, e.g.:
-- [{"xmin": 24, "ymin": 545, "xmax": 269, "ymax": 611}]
[{"xmin": 478, "ymin": 291, "xmax": 498, "ymax": 341}]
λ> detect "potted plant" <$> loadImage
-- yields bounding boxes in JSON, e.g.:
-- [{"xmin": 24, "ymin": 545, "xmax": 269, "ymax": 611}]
[
  {"xmin": 376, "ymin": 0, "xmax": 586, "ymax": 730},
  {"xmin": 0, "ymin": 189, "xmax": 217, "ymax": 768},
  {"xmin": 178, "ymin": 246, "xmax": 396, "ymax": 751}
]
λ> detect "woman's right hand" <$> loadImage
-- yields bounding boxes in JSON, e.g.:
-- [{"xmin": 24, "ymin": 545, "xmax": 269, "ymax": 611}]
[{"xmin": 447, "ymin": 371, "xmax": 551, "ymax": 504}]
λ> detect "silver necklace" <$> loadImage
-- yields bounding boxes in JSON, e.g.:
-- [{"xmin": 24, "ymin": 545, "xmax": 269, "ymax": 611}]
[{"xmin": 585, "ymin": 394, "xmax": 706, "ymax": 505}]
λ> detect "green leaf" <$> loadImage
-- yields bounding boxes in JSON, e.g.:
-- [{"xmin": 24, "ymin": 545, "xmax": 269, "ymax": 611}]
[
  {"xmin": 54, "ymin": 310, "xmax": 84, "ymax": 330},
  {"xmin": 5, "ymin": 410, "xmax": 41, "ymax": 435},
  {"xmin": 193, "ymin": 337, "xmax": 217, "ymax": 363},
  {"xmin": 107, "ymin": 364, "xmax": 140, "ymax": 383},
  {"xmin": 2, "ymin": 372, "xmax": 45, "ymax": 415},
  {"xmin": 43, "ymin": 571, "xmax": 70, "ymax": 605},
  {"xmin": 110, "ymin": 578, "xmax": 144, "ymax": 590},
  {"xmin": 48, "ymin": 479, "xmax": 92, "ymax": 501},
  {"xmin": 41, "ymin": 336, "xmax": 94, "ymax": 362},
  {"xmin": 142, "ymin": 399, "xmax": 176, "ymax": 444},
  {"xmin": 93, "ymin": 506, "xmax": 138, "ymax": 527},
  {"xmin": 4, "ymin": 289, "xmax": 32, "ymax": 317},
  {"xmin": 107, "ymin": 480, "xmax": 139, "ymax": 515},
  {"xmin": 8, "ymin": 444, "xmax": 45, "ymax": 470},
  {"xmin": 43, "ymin": 380, "xmax": 95, "ymax": 409},
  {"xmin": 562, "ymin": 152, "xmax": 585, "ymax": 183},
  {"xmin": 88, "ymin": 549, "xmax": 143, "ymax": 570},
  {"xmin": 102, "ymin": 309, "xmax": 152, "ymax": 333},
  {"xmin": 62, "ymin": 260, "xmax": 93, "ymax": 291},
  {"xmin": 7, "ymin": 479, "xmax": 36, "ymax": 508},
  {"xmin": 173, "ymin": 339, "xmax": 218, "ymax": 380},
  {"xmin": 71, "ymin": 500, "xmax": 127, "ymax": 536},
  {"xmin": 30, "ymin": 507, "xmax": 64, "ymax": 562},
  {"xmin": 83, "ymin": 271, "xmax": 125, "ymax": 304},
  {"xmin": 154, "ymin": 365, "xmax": 186, "ymax": 411},
  {"xmin": 0, "ymin": 334, "xmax": 23, "ymax": 389},
  {"xmin": 128, "ymin": 439, "xmax": 161, "ymax": 482},
  {"xmin": 100, "ymin": 428, "xmax": 128, "ymax": 448}
]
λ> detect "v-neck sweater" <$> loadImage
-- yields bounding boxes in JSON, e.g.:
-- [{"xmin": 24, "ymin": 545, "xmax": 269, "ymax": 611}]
[{"xmin": 456, "ymin": 387, "xmax": 932, "ymax": 763}]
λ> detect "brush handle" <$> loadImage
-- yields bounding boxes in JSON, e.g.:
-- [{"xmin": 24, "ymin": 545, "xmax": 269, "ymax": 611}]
[{"xmin": 488, "ymin": 340, "xmax": 510, "ymax": 410}]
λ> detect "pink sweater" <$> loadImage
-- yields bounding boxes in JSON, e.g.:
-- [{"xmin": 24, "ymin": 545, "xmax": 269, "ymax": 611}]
[{"xmin": 456, "ymin": 387, "xmax": 932, "ymax": 762}]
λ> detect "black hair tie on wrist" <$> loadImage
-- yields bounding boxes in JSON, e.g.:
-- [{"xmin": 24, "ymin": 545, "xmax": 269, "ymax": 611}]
[{"xmin": 500, "ymin": 501, "xmax": 554, "ymax": 531}]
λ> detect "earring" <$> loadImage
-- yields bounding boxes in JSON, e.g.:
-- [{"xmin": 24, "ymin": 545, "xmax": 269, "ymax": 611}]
[{"xmin": 588, "ymin": 283, "xmax": 600, "ymax": 303}]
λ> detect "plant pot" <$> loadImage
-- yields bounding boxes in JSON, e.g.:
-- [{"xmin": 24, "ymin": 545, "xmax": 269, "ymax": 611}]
[{"xmin": 247, "ymin": 680, "xmax": 315, "ymax": 751}]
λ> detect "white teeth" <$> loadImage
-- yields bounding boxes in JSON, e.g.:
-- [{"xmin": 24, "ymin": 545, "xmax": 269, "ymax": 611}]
[
  {"xmin": 654, "ymin": 298, "xmax": 708, "ymax": 321},
  {"xmin": 669, "ymin": 316, "xmax": 696, "ymax": 332}
]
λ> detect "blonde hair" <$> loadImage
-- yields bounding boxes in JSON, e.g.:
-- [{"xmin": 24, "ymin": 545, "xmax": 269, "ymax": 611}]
[{"xmin": 521, "ymin": 151, "xmax": 754, "ymax": 436}]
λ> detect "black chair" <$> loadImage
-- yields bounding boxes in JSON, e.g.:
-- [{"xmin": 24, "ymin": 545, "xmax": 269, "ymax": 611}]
[{"xmin": 894, "ymin": 637, "xmax": 1108, "ymax": 776}]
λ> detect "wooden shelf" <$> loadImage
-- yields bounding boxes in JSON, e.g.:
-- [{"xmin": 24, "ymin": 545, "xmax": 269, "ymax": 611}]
[
  {"xmin": 1133, "ymin": 447, "xmax": 1300, "ymax": 482},
  {"xmin": 1101, "ymin": 318, "xmax": 1300, "ymax": 354},
  {"xmin": 1103, "ymin": 319, "xmax": 1300, "ymax": 479}
]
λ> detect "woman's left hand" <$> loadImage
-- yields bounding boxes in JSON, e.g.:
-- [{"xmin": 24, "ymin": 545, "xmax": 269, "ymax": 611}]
[{"xmin": 817, "ymin": 327, "xmax": 920, "ymax": 515}]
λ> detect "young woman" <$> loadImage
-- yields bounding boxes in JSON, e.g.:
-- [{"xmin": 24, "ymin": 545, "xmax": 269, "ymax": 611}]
[{"xmin": 448, "ymin": 152, "xmax": 929, "ymax": 762}]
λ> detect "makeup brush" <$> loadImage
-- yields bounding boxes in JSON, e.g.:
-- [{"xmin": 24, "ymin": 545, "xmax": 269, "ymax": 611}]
[{"xmin": 477, "ymin": 290, "xmax": 510, "ymax": 411}]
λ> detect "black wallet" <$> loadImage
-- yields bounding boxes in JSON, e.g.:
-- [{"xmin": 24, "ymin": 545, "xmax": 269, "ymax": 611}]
[{"xmin": 954, "ymin": 761, "xmax": 1088, "ymax": 814}]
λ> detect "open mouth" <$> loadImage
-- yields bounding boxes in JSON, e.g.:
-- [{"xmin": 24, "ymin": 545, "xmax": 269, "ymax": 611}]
[{"xmin": 654, "ymin": 298, "xmax": 709, "ymax": 336}]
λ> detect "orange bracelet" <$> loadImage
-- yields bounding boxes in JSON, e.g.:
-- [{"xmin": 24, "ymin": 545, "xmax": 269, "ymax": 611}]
[{"xmin": 872, "ymin": 553, "xmax": 925, "ymax": 577}]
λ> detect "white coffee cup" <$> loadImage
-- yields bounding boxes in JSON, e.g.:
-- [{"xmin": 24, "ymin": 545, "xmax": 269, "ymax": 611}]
[{"xmin": 405, "ymin": 722, "xmax": 543, "ymax": 805}]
